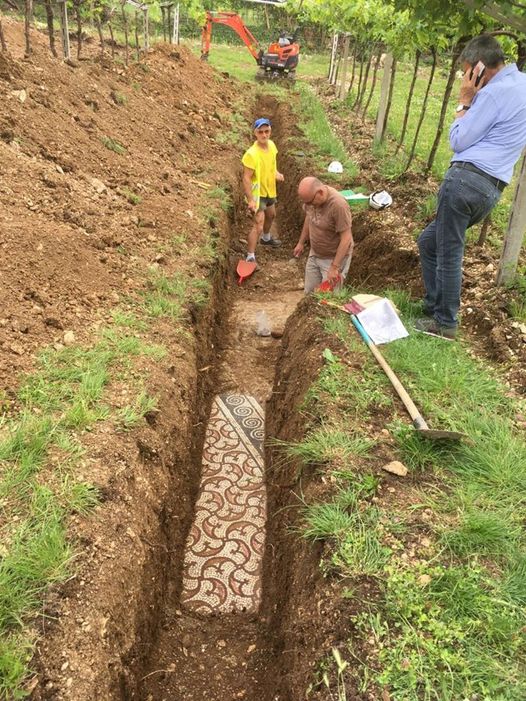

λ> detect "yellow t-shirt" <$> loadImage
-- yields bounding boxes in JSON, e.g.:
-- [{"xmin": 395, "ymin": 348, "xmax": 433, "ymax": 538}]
[{"xmin": 241, "ymin": 140, "xmax": 278, "ymax": 204}]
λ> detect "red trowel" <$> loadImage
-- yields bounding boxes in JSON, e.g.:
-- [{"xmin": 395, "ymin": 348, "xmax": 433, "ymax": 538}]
[{"xmin": 236, "ymin": 259, "xmax": 257, "ymax": 286}]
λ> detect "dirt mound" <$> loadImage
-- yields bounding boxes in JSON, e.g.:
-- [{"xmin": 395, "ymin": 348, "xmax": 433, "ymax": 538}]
[{"xmin": 0, "ymin": 17, "xmax": 239, "ymax": 398}]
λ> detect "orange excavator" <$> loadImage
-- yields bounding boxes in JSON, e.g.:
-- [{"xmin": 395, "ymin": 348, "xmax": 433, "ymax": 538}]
[{"xmin": 201, "ymin": 11, "xmax": 300, "ymax": 82}]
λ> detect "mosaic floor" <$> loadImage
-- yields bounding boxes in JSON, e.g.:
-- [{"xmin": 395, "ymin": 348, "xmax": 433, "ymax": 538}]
[{"xmin": 181, "ymin": 394, "xmax": 266, "ymax": 615}]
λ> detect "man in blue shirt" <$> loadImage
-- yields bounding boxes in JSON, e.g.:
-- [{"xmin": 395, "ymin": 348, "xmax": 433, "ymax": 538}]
[{"xmin": 415, "ymin": 35, "xmax": 526, "ymax": 339}]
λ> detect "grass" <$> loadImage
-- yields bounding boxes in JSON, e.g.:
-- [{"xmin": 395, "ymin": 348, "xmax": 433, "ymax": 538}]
[
  {"xmin": 0, "ymin": 325, "xmax": 169, "ymax": 694},
  {"xmin": 296, "ymin": 83, "xmax": 358, "ymax": 180},
  {"xmin": 277, "ymin": 288, "xmax": 526, "ymax": 699},
  {"xmin": 116, "ymin": 390, "xmax": 158, "ymax": 431},
  {"xmin": 101, "ymin": 136, "xmax": 127, "ymax": 155},
  {"xmin": 281, "ymin": 424, "xmax": 373, "ymax": 466},
  {"xmin": 119, "ymin": 187, "xmax": 141, "ymax": 205},
  {"xmin": 188, "ymin": 40, "xmax": 329, "ymax": 84}
]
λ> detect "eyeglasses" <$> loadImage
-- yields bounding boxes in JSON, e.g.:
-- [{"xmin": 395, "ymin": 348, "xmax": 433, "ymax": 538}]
[{"xmin": 303, "ymin": 190, "xmax": 320, "ymax": 205}]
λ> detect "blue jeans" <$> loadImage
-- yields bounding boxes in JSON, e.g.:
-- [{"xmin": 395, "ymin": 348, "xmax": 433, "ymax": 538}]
[{"xmin": 418, "ymin": 167, "xmax": 501, "ymax": 328}]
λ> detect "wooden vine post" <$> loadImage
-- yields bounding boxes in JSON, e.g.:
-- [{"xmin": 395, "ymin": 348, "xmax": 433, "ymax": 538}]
[
  {"xmin": 337, "ymin": 33, "xmax": 350, "ymax": 99},
  {"xmin": 57, "ymin": 0, "xmax": 71, "ymax": 60},
  {"xmin": 172, "ymin": 3, "xmax": 180, "ymax": 45},
  {"xmin": 374, "ymin": 52, "xmax": 394, "ymax": 143},
  {"xmin": 496, "ymin": 155, "xmax": 526, "ymax": 285},
  {"xmin": 160, "ymin": 3, "xmax": 167, "ymax": 42},
  {"xmin": 328, "ymin": 32, "xmax": 339, "ymax": 84},
  {"xmin": 0, "ymin": 17, "xmax": 7, "ymax": 52},
  {"xmin": 24, "ymin": 0, "xmax": 33, "ymax": 57},
  {"xmin": 143, "ymin": 6, "xmax": 149, "ymax": 51}
]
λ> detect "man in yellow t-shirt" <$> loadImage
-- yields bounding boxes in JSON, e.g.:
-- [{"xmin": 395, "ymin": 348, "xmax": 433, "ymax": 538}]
[{"xmin": 241, "ymin": 117, "xmax": 284, "ymax": 262}]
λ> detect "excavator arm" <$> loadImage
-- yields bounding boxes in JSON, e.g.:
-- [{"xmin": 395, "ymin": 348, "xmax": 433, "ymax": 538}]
[{"xmin": 201, "ymin": 11, "xmax": 261, "ymax": 63}]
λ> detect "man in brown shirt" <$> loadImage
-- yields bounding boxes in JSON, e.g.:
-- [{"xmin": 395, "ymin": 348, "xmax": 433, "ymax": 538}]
[{"xmin": 293, "ymin": 177, "xmax": 354, "ymax": 293}]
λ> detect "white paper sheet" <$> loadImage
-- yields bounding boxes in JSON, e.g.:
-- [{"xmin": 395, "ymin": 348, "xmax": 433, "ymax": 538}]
[{"xmin": 356, "ymin": 298, "xmax": 408, "ymax": 345}]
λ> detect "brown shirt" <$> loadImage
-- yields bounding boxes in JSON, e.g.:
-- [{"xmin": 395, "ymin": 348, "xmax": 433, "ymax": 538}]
[{"xmin": 305, "ymin": 186, "xmax": 353, "ymax": 258}]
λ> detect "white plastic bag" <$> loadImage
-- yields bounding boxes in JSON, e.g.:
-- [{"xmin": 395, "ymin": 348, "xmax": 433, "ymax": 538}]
[{"xmin": 255, "ymin": 311, "xmax": 271, "ymax": 337}]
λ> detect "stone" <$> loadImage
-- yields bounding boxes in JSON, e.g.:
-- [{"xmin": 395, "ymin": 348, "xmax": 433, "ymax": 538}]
[
  {"xmin": 417, "ymin": 574, "xmax": 432, "ymax": 586},
  {"xmin": 12, "ymin": 89, "xmax": 27, "ymax": 103},
  {"xmin": 63, "ymin": 330, "xmax": 75, "ymax": 346},
  {"xmin": 90, "ymin": 178, "xmax": 106, "ymax": 194},
  {"xmin": 381, "ymin": 460, "xmax": 408, "ymax": 477},
  {"xmin": 9, "ymin": 342, "xmax": 24, "ymax": 355}
]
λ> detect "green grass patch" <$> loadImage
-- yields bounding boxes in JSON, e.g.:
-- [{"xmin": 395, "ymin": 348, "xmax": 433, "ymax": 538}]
[
  {"xmin": 285, "ymin": 290, "xmax": 526, "ymax": 699},
  {"xmin": 297, "ymin": 85, "xmax": 358, "ymax": 180},
  {"xmin": 116, "ymin": 390, "xmax": 157, "ymax": 431},
  {"xmin": 188, "ymin": 40, "xmax": 328, "ymax": 84},
  {"xmin": 119, "ymin": 187, "xmax": 141, "ymax": 205},
  {"xmin": 101, "ymin": 136, "xmax": 127, "ymax": 155},
  {"xmin": 0, "ymin": 323, "xmax": 168, "ymax": 695}
]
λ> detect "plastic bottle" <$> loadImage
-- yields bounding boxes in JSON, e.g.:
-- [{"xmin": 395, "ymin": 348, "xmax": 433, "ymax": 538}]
[{"xmin": 255, "ymin": 310, "xmax": 271, "ymax": 337}]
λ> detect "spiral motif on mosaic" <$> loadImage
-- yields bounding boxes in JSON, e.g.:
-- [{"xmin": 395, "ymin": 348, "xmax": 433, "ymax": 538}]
[{"xmin": 181, "ymin": 395, "xmax": 266, "ymax": 615}]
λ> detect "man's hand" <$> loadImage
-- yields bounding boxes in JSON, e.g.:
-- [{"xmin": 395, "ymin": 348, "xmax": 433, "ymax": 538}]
[
  {"xmin": 276, "ymin": 172, "xmax": 285, "ymax": 182},
  {"xmin": 327, "ymin": 262, "xmax": 341, "ymax": 285},
  {"xmin": 247, "ymin": 198, "xmax": 258, "ymax": 214},
  {"xmin": 459, "ymin": 62, "xmax": 484, "ymax": 107},
  {"xmin": 293, "ymin": 242, "xmax": 304, "ymax": 258}
]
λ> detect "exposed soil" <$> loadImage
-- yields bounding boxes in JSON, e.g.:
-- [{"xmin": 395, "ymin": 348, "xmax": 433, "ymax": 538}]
[
  {"xmin": 138, "ymin": 95, "xmax": 305, "ymax": 701},
  {"xmin": 3, "ymin": 15, "xmax": 526, "ymax": 701}
]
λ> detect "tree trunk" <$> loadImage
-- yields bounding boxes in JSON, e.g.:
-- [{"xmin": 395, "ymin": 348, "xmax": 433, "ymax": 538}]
[
  {"xmin": 352, "ymin": 50, "xmax": 364, "ymax": 109},
  {"xmin": 361, "ymin": 46, "xmax": 381, "ymax": 118},
  {"xmin": 356, "ymin": 48, "xmax": 372, "ymax": 109},
  {"xmin": 396, "ymin": 49, "xmax": 420, "ymax": 153},
  {"xmin": 96, "ymin": 18, "xmax": 104, "ymax": 55},
  {"xmin": 43, "ymin": 0, "xmax": 57, "ymax": 57},
  {"xmin": 24, "ymin": 0, "xmax": 33, "ymax": 57},
  {"xmin": 337, "ymin": 34, "xmax": 350, "ymax": 99},
  {"xmin": 122, "ymin": 4, "xmax": 129, "ymax": 65},
  {"xmin": 374, "ymin": 52, "xmax": 394, "ymax": 142},
  {"xmin": 333, "ymin": 37, "xmax": 344, "ymax": 86},
  {"xmin": 75, "ymin": 1, "xmax": 83, "ymax": 59},
  {"xmin": 517, "ymin": 39, "xmax": 526, "ymax": 71},
  {"xmin": 425, "ymin": 41, "xmax": 464, "ymax": 174},
  {"xmin": 347, "ymin": 40, "xmax": 357, "ymax": 95},
  {"xmin": 108, "ymin": 22, "xmax": 115, "ymax": 58},
  {"xmin": 405, "ymin": 48, "xmax": 437, "ymax": 171},
  {"xmin": 263, "ymin": 3, "xmax": 270, "ymax": 30},
  {"xmin": 496, "ymin": 154, "xmax": 526, "ymax": 286},
  {"xmin": 0, "ymin": 18, "xmax": 7, "ymax": 52},
  {"xmin": 381, "ymin": 57, "xmax": 396, "ymax": 141},
  {"xmin": 135, "ymin": 10, "xmax": 140, "ymax": 61},
  {"xmin": 477, "ymin": 214, "xmax": 491, "ymax": 247},
  {"xmin": 161, "ymin": 5, "xmax": 166, "ymax": 43}
]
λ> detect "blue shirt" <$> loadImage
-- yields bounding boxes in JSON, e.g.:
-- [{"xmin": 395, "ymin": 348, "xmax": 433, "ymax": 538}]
[{"xmin": 449, "ymin": 64, "xmax": 526, "ymax": 183}]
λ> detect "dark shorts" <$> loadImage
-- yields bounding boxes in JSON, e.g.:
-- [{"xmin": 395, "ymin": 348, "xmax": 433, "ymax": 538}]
[{"xmin": 258, "ymin": 197, "xmax": 277, "ymax": 212}]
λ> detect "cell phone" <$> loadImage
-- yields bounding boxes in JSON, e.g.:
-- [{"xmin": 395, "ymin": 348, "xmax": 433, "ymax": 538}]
[{"xmin": 469, "ymin": 60, "xmax": 486, "ymax": 86}]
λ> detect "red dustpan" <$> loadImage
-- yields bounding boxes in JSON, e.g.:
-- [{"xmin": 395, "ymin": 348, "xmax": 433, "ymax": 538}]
[{"xmin": 237, "ymin": 259, "xmax": 257, "ymax": 285}]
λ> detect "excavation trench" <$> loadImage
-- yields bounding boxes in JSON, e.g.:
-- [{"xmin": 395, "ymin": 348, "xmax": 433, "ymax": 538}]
[{"xmin": 137, "ymin": 95, "xmax": 308, "ymax": 701}]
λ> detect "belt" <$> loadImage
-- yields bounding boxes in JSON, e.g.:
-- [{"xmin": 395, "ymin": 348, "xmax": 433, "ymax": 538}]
[{"xmin": 450, "ymin": 161, "xmax": 507, "ymax": 192}]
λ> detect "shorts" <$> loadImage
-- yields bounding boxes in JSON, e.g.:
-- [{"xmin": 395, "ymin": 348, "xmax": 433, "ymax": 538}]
[
  {"xmin": 258, "ymin": 197, "xmax": 277, "ymax": 212},
  {"xmin": 304, "ymin": 254, "xmax": 352, "ymax": 294}
]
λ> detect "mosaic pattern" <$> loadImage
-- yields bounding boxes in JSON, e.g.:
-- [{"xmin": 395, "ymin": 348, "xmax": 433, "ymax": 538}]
[{"xmin": 181, "ymin": 395, "xmax": 266, "ymax": 614}]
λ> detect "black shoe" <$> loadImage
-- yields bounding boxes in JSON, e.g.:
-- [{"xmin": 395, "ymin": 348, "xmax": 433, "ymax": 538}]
[
  {"xmin": 414, "ymin": 318, "xmax": 457, "ymax": 340},
  {"xmin": 260, "ymin": 237, "xmax": 282, "ymax": 248}
]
